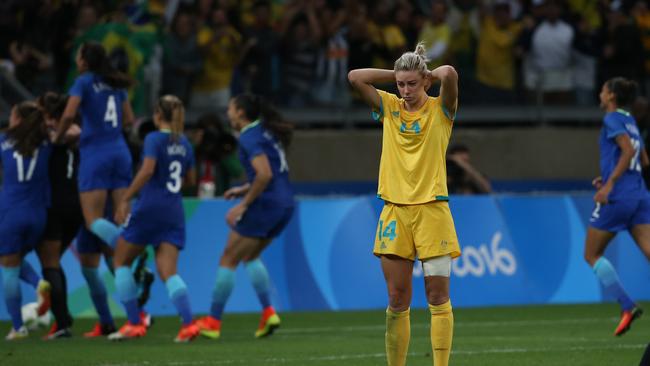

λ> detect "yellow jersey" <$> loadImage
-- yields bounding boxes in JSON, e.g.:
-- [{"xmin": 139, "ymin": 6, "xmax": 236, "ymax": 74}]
[{"xmin": 373, "ymin": 90, "xmax": 455, "ymax": 205}]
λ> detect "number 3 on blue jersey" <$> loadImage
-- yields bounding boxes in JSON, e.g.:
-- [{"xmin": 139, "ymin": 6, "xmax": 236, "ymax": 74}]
[
  {"xmin": 378, "ymin": 220, "xmax": 397, "ymax": 241},
  {"xmin": 167, "ymin": 161, "xmax": 182, "ymax": 193},
  {"xmin": 104, "ymin": 95, "xmax": 118, "ymax": 128}
]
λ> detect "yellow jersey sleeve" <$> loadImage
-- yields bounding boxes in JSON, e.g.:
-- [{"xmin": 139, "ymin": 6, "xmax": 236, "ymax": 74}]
[{"xmin": 372, "ymin": 90, "xmax": 401, "ymax": 124}]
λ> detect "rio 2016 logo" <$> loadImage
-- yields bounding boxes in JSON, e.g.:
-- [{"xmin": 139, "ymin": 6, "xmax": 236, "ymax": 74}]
[{"xmin": 413, "ymin": 231, "xmax": 517, "ymax": 278}]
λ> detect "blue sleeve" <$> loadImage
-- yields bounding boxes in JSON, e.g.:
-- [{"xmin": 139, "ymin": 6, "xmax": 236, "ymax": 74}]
[
  {"xmin": 143, "ymin": 134, "xmax": 158, "ymax": 159},
  {"xmin": 604, "ymin": 114, "xmax": 627, "ymax": 139},
  {"xmin": 68, "ymin": 76, "xmax": 86, "ymax": 98},
  {"xmin": 120, "ymin": 89, "xmax": 128, "ymax": 102},
  {"xmin": 240, "ymin": 134, "xmax": 264, "ymax": 160}
]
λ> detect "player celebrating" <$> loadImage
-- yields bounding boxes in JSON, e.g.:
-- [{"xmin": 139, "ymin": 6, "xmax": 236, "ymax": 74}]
[
  {"xmin": 109, "ymin": 95, "xmax": 198, "ymax": 343},
  {"xmin": 36, "ymin": 92, "xmax": 82, "ymax": 339},
  {"xmin": 56, "ymin": 41, "xmax": 134, "ymax": 251},
  {"xmin": 0, "ymin": 102, "xmax": 52, "ymax": 340},
  {"xmin": 196, "ymin": 94, "xmax": 294, "ymax": 340},
  {"xmin": 348, "ymin": 43, "xmax": 461, "ymax": 366},
  {"xmin": 585, "ymin": 77, "xmax": 650, "ymax": 336}
]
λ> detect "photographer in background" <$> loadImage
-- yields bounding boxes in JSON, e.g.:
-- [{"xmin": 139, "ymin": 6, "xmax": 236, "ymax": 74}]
[{"xmin": 446, "ymin": 144, "xmax": 492, "ymax": 194}]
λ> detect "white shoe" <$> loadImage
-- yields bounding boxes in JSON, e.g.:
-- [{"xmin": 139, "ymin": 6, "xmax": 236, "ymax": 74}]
[{"xmin": 6, "ymin": 326, "xmax": 28, "ymax": 341}]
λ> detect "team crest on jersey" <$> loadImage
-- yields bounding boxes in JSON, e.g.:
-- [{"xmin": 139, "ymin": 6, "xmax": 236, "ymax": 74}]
[{"xmin": 400, "ymin": 120, "xmax": 421, "ymax": 134}]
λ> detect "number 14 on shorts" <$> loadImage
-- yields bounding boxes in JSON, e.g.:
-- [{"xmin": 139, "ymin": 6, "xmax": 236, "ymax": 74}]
[{"xmin": 378, "ymin": 220, "xmax": 397, "ymax": 241}]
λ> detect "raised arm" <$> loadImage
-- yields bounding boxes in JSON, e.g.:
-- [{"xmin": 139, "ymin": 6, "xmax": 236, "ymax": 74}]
[
  {"xmin": 56, "ymin": 96, "xmax": 81, "ymax": 142},
  {"xmin": 347, "ymin": 68, "xmax": 395, "ymax": 110},
  {"xmin": 430, "ymin": 65, "xmax": 458, "ymax": 117}
]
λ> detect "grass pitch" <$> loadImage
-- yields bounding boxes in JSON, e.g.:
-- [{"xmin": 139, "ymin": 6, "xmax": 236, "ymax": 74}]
[{"xmin": 1, "ymin": 303, "xmax": 649, "ymax": 365}]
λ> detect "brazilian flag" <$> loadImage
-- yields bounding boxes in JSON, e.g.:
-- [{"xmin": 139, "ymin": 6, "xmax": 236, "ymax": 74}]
[{"xmin": 65, "ymin": 21, "xmax": 161, "ymax": 114}]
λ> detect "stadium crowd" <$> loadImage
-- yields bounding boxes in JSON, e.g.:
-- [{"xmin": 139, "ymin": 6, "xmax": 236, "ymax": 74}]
[{"xmin": 1, "ymin": 0, "xmax": 649, "ymax": 113}]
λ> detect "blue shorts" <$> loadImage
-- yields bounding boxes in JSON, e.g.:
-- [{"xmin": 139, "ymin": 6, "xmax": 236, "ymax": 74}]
[
  {"xmin": 589, "ymin": 196, "xmax": 650, "ymax": 232},
  {"xmin": 75, "ymin": 227, "xmax": 107, "ymax": 254},
  {"xmin": 235, "ymin": 200, "xmax": 294, "ymax": 239},
  {"xmin": 121, "ymin": 205, "xmax": 185, "ymax": 250},
  {"xmin": 0, "ymin": 207, "xmax": 46, "ymax": 256},
  {"xmin": 78, "ymin": 146, "xmax": 132, "ymax": 192}
]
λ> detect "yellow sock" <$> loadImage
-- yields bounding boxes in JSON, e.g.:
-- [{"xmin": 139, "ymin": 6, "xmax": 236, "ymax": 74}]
[
  {"xmin": 385, "ymin": 307, "xmax": 410, "ymax": 366},
  {"xmin": 429, "ymin": 300, "xmax": 453, "ymax": 366}
]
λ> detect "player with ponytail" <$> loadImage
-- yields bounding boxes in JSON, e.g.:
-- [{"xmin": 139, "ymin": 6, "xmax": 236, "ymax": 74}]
[
  {"xmin": 110, "ymin": 95, "xmax": 198, "ymax": 342},
  {"xmin": 348, "ymin": 43, "xmax": 461, "ymax": 366},
  {"xmin": 585, "ymin": 77, "xmax": 650, "ymax": 336},
  {"xmin": 196, "ymin": 93, "xmax": 294, "ymax": 340}
]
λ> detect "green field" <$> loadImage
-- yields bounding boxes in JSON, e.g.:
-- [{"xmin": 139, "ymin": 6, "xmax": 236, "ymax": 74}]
[{"xmin": 1, "ymin": 303, "xmax": 649, "ymax": 365}]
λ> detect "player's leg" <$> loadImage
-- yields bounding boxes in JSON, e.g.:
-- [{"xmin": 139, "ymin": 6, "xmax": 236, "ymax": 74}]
[
  {"xmin": 156, "ymin": 242, "xmax": 199, "ymax": 342},
  {"xmin": 17, "ymin": 259, "xmax": 51, "ymax": 317},
  {"xmin": 423, "ymin": 256, "xmax": 453, "ymax": 366},
  {"xmin": 630, "ymin": 224, "xmax": 650, "ymax": 259},
  {"xmin": 585, "ymin": 226, "xmax": 639, "ymax": 335},
  {"xmin": 381, "ymin": 255, "xmax": 414, "ymax": 366},
  {"xmin": 37, "ymin": 240, "xmax": 71, "ymax": 334},
  {"xmin": 113, "ymin": 238, "xmax": 145, "ymax": 326},
  {"xmin": 81, "ymin": 190, "xmax": 121, "ymax": 248},
  {"xmin": 197, "ymin": 231, "xmax": 263, "ymax": 338},
  {"xmin": 243, "ymin": 240, "xmax": 280, "ymax": 338},
  {"xmin": 1, "ymin": 253, "xmax": 27, "ymax": 339},
  {"xmin": 79, "ymin": 252, "xmax": 116, "ymax": 336}
]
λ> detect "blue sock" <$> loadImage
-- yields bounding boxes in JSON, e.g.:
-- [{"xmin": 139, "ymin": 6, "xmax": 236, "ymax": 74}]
[
  {"xmin": 1, "ymin": 266, "xmax": 23, "ymax": 330},
  {"xmin": 245, "ymin": 259, "xmax": 272, "ymax": 309},
  {"xmin": 19, "ymin": 261, "xmax": 40, "ymax": 289},
  {"xmin": 210, "ymin": 267, "xmax": 235, "ymax": 320},
  {"xmin": 593, "ymin": 257, "xmax": 636, "ymax": 311},
  {"xmin": 90, "ymin": 218, "xmax": 122, "ymax": 248},
  {"xmin": 166, "ymin": 275, "xmax": 192, "ymax": 325},
  {"xmin": 81, "ymin": 267, "xmax": 114, "ymax": 326},
  {"xmin": 115, "ymin": 267, "xmax": 141, "ymax": 325}
]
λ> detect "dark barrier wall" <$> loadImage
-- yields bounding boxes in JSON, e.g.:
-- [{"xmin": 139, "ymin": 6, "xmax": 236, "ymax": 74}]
[{"xmin": 2, "ymin": 194, "xmax": 647, "ymax": 319}]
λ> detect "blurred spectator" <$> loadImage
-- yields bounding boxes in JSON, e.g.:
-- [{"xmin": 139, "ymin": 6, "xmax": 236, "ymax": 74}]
[
  {"xmin": 162, "ymin": 10, "xmax": 203, "ymax": 105},
  {"xmin": 196, "ymin": 0, "xmax": 216, "ymax": 26},
  {"xmin": 571, "ymin": 12, "xmax": 602, "ymax": 106},
  {"xmin": 476, "ymin": 1, "xmax": 522, "ymax": 104},
  {"xmin": 521, "ymin": 0, "xmax": 575, "ymax": 104},
  {"xmin": 193, "ymin": 7, "xmax": 243, "ymax": 114},
  {"xmin": 418, "ymin": 0, "xmax": 451, "ymax": 69},
  {"xmin": 240, "ymin": 1, "xmax": 280, "ymax": 99},
  {"xmin": 189, "ymin": 113, "xmax": 243, "ymax": 197},
  {"xmin": 312, "ymin": 2, "xmax": 350, "ymax": 107},
  {"xmin": 368, "ymin": 0, "xmax": 408, "ymax": 70},
  {"xmin": 600, "ymin": 3, "xmax": 645, "ymax": 88},
  {"xmin": 446, "ymin": 144, "xmax": 492, "ymax": 194},
  {"xmin": 394, "ymin": 1, "xmax": 419, "ymax": 47},
  {"xmin": 448, "ymin": 0, "xmax": 481, "ymax": 103},
  {"xmin": 347, "ymin": 2, "xmax": 375, "ymax": 72},
  {"xmin": 632, "ymin": 0, "xmax": 650, "ymax": 93},
  {"xmin": 278, "ymin": 1, "xmax": 321, "ymax": 107},
  {"xmin": 9, "ymin": 1, "xmax": 58, "ymax": 96}
]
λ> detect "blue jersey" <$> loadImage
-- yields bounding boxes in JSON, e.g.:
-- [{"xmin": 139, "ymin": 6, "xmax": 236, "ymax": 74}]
[
  {"xmin": 132, "ymin": 131, "xmax": 194, "ymax": 219},
  {"xmin": 68, "ymin": 72, "xmax": 129, "ymax": 150},
  {"xmin": 0, "ymin": 134, "xmax": 52, "ymax": 210},
  {"xmin": 238, "ymin": 121, "xmax": 293, "ymax": 206},
  {"xmin": 599, "ymin": 109, "xmax": 648, "ymax": 201}
]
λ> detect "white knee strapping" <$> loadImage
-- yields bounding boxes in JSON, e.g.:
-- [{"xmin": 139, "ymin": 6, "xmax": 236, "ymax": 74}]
[{"xmin": 422, "ymin": 255, "xmax": 451, "ymax": 277}]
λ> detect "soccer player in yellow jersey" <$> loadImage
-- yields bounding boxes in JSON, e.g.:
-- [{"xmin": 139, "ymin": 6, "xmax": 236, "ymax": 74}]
[{"xmin": 348, "ymin": 43, "xmax": 461, "ymax": 366}]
